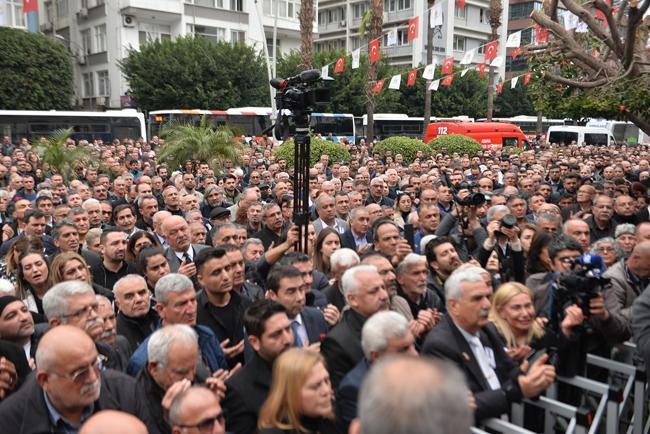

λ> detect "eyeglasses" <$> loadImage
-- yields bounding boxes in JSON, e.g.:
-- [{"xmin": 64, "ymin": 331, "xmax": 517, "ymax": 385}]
[
  {"xmin": 61, "ymin": 303, "xmax": 99, "ymax": 320},
  {"xmin": 558, "ymin": 256, "xmax": 580, "ymax": 264},
  {"xmin": 51, "ymin": 355, "xmax": 103, "ymax": 384},
  {"xmin": 596, "ymin": 246, "xmax": 616, "ymax": 252},
  {"xmin": 178, "ymin": 412, "xmax": 225, "ymax": 433}
]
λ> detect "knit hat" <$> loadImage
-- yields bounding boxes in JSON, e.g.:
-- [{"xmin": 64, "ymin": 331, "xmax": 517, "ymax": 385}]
[
  {"xmin": 0, "ymin": 295, "xmax": 21, "ymax": 317},
  {"xmin": 615, "ymin": 224, "xmax": 636, "ymax": 238}
]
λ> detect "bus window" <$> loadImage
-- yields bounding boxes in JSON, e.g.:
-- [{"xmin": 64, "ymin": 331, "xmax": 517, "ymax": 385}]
[
  {"xmin": 548, "ymin": 131, "xmax": 578, "ymax": 145},
  {"xmin": 584, "ymin": 133, "xmax": 608, "ymax": 146},
  {"xmin": 503, "ymin": 137, "xmax": 519, "ymax": 148}
]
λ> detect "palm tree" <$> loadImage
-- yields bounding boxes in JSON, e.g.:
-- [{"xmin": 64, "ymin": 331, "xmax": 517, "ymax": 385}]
[
  {"xmin": 299, "ymin": 0, "xmax": 314, "ymax": 69},
  {"xmin": 486, "ymin": 0, "xmax": 502, "ymax": 120},
  {"xmin": 33, "ymin": 128, "xmax": 95, "ymax": 183},
  {"xmin": 360, "ymin": 0, "xmax": 383, "ymax": 141},
  {"xmin": 158, "ymin": 117, "xmax": 242, "ymax": 174}
]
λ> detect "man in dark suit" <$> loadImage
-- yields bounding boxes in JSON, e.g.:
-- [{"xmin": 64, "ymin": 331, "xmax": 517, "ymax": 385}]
[
  {"xmin": 266, "ymin": 265, "xmax": 328, "ymax": 347},
  {"xmin": 340, "ymin": 207, "xmax": 372, "ymax": 253},
  {"xmin": 320, "ymin": 264, "xmax": 390, "ymax": 389},
  {"xmin": 0, "ymin": 326, "xmax": 156, "ymax": 433},
  {"xmin": 323, "ymin": 248, "xmax": 360, "ymax": 311},
  {"xmin": 0, "ymin": 209, "xmax": 57, "ymax": 257},
  {"xmin": 162, "ymin": 215, "xmax": 209, "ymax": 281},
  {"xmin": 337, "ymin": 310, "xmax": 416, "ymax": 429},
  {"xmin": 223, "ymin": 300, "xmax": 294, "ymax": 434},
  {"xmin": 422, "ymin": 267, "xmax": 556, "ymax": 422}
]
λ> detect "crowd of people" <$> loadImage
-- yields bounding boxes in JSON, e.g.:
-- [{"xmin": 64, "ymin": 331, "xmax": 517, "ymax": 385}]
[{"xmin": 0, "ymin": 132, "xmax": 649, "ymax": 433}]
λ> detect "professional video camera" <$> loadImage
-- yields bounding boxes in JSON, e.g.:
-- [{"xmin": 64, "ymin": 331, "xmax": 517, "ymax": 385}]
[
  {"xmin": 549, "ymin": 253, "xmax": 610, "ymax": 333},
  {"xmin": 270, "ymin": 69, "xmax": 330, "ymax": 141}
]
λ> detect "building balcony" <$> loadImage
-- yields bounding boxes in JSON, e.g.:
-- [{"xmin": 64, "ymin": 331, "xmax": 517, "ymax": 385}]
[{"xmin": 120, "ymin": 0, "xmax": 183, "ymax": 23}]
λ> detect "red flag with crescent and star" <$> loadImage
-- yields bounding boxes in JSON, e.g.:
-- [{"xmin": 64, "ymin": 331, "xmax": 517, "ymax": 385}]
[
  {"xmin": 457, "ymin": 0, "xmax": 466, "ymax": 8},
  {"xmin": 334, "ymin": 57, "xmax": 345, "ymax": 74},
  {"xmin": 441, "ymin": 74, "xmax": 454, "ymax": 86},
  {"xmin": 408, "ymin": 17, "xmax": 419, "ymax": 42},
  {"xmin": 24, "ymin": 0, "xmax": 38, "ymax": 13},
  {"xmin": 523, "ymin": 72, "xmax": 532, "ymax": 85},
  {"xmin": 441, "ymin": 56, "xmax": 454, "ymax": 75},
  {"xmin": 511, "ymin": 47, "xmax": 522, "ymax": 59},
  {"xmin": 484, "ymin": 40, "xmax": 498, "ymax": 61},
  {"xmin": 478, "ymin": 63, "xmax": 486, "ymax": 77},
  {"xmin": 497, "ymin": 82, "xmax": 504, "ymax": 94},
  {"xmin": 535, "ymin": 25, "xmax": 549, "ymax": 44},
  {"xmin": 369, "ymin": 38, "xmax": 381, "ymax": 64},
  {"xmin": 371, "ymin": 79, "xmax": 385, "ymax": 93},
  {"xmin": 407, "ymin": 69, "xmax": 417, "ymax": 86}
]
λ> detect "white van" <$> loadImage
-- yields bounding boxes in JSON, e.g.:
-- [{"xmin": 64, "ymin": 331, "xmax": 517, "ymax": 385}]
[{"xmin": 546, "ymin": 126, "xmax": 616, "ymax": 146}]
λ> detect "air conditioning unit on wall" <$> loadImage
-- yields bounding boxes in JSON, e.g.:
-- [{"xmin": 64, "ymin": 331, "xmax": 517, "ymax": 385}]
[{"xmin": 122, "ymin": 15, "xmax": 135, "ymax": 27}]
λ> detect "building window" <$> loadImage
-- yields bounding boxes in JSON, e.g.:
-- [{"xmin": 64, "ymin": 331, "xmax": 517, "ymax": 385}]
[
  {"xmin": 231, "ymin": 30, "xmax": 245, "ymax": 45},
  {"xmin": 397, "ymin": 0, "xmax": 411, "ymax": 10},
  {"xmin": 7, "ymin": 0, "xmax": 25, "ymax": 28},
  {"xmin": 384, "ymin": 0, "xmax": 396, "ymax": 12},
  {"xmin": 189, "ymin": 0, "xmax": 223, "ymax": 7},
  {"xmin": 230, "ymin": 0, "xmax": 243, "ymax": 11},
  {"xmin": 479, "ymin": 8, "xmax": 485, "ymax": 23},
  {"xmin": 188, "ymin": 24, "xmax": 226, "ymax": 43},
  {"xmin": 521, "ymin": 28, "xmax": 534, "ymax": 44},
  {"xmin": 94, "ymin": 24, "xmax": 107, "ymax": 52},
  {"xmin": 263, "ymin": 0, "xmax": 297, "ymax": 17},
  {"xmin": 453, "ymin": 35, "xmax": 466, "ymax": 52},
  {"xmin": 353, "ymin": 3, "xmax": 367, "ymax": 19},
  {"xmin": 138, "ymin": 23, "xmax": 172, "ymax": 45},
  {"xmin": 478, "ymin": 44, "xmax": 485, "ymax": 54},
  {"xmin": 80, "ymin": 29, "xmax": 92, "ymax": 55},
  {"xmin": 455, "ymin": 5, "xmax": 466, "ymax": 19},
  {"xmin": 97, "ymin": 70, "xmax": 109, "ymax": 97},
  {"xmin": 266, "ymin": 38, "xmax": 280, "ymax": 57},
  {"xmin": 56, "ymin": 0, "xmax": 69, "ymax": 16},
  {"xmin": 509, "ymin": 2, "xmax": 540, "ymax": 20},
  {"xmin": 83, "ymin": 72, "xmax": 94, "ymax": 97}
]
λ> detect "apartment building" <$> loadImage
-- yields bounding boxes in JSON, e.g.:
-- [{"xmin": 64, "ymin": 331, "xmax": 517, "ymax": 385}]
[
  {"xmin": 32, "ymin": 0, "xmax": 312, "ymax": 109},
  {"xmin": 315, "ymin": 0, "xmax": 508, "ymax": 76}
]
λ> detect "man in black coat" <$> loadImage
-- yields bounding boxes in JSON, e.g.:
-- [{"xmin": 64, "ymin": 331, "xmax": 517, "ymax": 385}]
[
  {"xmin": 223, "ymin": 300, "xmax": 294, "ymax": 434},
  {"xmin": 340, "ymin": 207, "xmax": 372, "ymax": 253},
  {"xmin": 422, "ymin": 267, "xmax": 556, "ymax": 422},
  {"xmin": 320, "ymin": 264, "xmax": 390, "ymax": 389},
  {"xmin": 0, "ymin": 326, "xmax": 158, "ymax": 434},
  {"xmin": 113, "ymin": 274, "xmax": 160, "ymax": 351}
]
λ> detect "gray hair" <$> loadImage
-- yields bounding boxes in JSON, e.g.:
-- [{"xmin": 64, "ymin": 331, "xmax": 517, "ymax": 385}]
[
  {"xmin": 147, "ymin": 324, "xmax": 198, "ymax": 370},
  {"xmin": 314, "ymin": 193, "xmax": 334, "ymax": 210},
  {"xmin": 0, "ymin": 279, "xmax": 15, "ymax": 297},
  {"xmin": 155, "ymin": 273, "xmax": 194, "ymax": 304},
  {"xmin": 592, "ymin": 237, "xmax": 621, "ymax": 259},
  {"xmin": 136, "ymin": 194, "xmax": 156, "ymax": 209},
  {"xmin": 444, "ymin": 268, "xmax": 486, "ymax": 303},
  {"xmin": 537, "ymin": 212, "xmax": 560, "ymax": 225},
  {"xmin": 81, "ymin": 198, "xmax": 100, "ymax": 211},
  {"xmin": 83, "ymin": 227, "xmax": 102, "ymax": 250},
  {"xmin": 361, "ymin": 311, "xmax": 409, "ymax": 359},
  {"xmin": 342, "ymin": 265, "xmax": 378, "ymax": 298},
  {"xmin": 348, "ymin": 206, "xmax": 368, "ymax": 221},
  {"xmin": 113, "ymin": 274, "xmax": 147, "ymax": 296},
  {"xmin": 357, "ymin": 355, "xmax": 473, "ymax": 434},
  {"xmin": 395, "ymin": 253, "xmax": 425, "ymax": 276},
  {"xmin": 330, "ymin": 248, "xmax": 360, "ymax": 273},
  {"xmin": 486, "ymin": 205, "xmax": 509, "ymax": 222},
  {"xmin": 242, "ymin": 238, "xmax": 263, "ymax": 253},
  {"xmin": 43, "ymin": 281, "xmax": 94, "ymax": 319}
]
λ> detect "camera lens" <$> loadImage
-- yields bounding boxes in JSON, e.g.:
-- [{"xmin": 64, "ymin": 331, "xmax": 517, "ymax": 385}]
[{"xmin": 500, "ymin": 214, "xmax": 517, "ymax": 228}]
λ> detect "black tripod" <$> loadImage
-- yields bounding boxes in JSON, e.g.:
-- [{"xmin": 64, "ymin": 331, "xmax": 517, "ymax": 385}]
[{"xmin": 292, "ymin": 124, "xmax": 311, "ymax": 254}]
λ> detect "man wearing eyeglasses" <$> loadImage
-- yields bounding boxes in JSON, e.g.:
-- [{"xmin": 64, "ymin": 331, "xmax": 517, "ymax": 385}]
[
  {"xmin": 169, "ymin": 386, "xmax": 226, "ymax": 434},
  {"xmin": 0, "ymin": 326, "xmax": 156, "ymax": 434}
]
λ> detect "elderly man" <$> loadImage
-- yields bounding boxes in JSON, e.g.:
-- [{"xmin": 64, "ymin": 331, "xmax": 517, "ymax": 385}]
[
  {"xmin": 313, "ymin": 193, "xmax": 349, "ymax": 236},
  {"xmin": 163, "ymin": 215, "xmax": 209, "ymax": 278},
  {"xmin": 341, "ymin": 207, "xmax": 372, "ymax": 253},
  {"xmin": 169, "ymin": 386, "xmax": 226, "ymax": 434},
  {"xmin": 337, "ymin": 311, "xmax": 417, "ymax": 427},
  {"xmin": 0, "ymin": 326, "xmax": 154, "ymax": 433},
  {"xmin": 321, "ymin": 264, "xmax": 390, "ymax": 388},
  {"xmin": 126, "ymin": 273, "xmax": 228, "ymax": 377},
  {"xmin": 323, "ymin": 248, "xmax": 360, "ymax": 311},
  {"xmin": 395, "ymin": 253, "xmax": 442, "ymax": 330},
  {"xmin": 80, "ymin": 410, "xmax": 148, "ymax": 434},
  {"xmin": 366, "ymin": 177, "xmax": 394, "ymax": 207},
  {"xmin": 422, "ymin": 267, "xmax": 557, "ymax": 421}
]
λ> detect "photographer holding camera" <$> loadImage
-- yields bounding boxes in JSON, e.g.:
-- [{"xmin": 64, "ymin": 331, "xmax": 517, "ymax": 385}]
[{"xmin": 435, "ymin": 187, "xmax": 487, "ymax": 261}]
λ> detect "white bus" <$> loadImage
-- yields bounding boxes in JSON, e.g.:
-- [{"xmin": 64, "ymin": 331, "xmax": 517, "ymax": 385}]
[
  {"xmin": 585, "ymin": 119, "xmax": 648, "ymax": 144},
  {"xmin": 309, "ymin": 113, "xmax": 355, "ymax": 143},
  {"xmin": 0, "ymin": 109, "xmax": 147, "ymax": 143},
  {"xmin": 358, "ymin": 113, "xmax": 473, "ymax": 141},
  {"xmin": 480, "ymin": 116, "xmax": 567, "ymax": 136}
]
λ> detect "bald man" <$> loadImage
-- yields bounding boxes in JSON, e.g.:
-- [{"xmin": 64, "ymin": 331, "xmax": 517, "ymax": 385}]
[
  {"xmin": 162, "ymin": 215, "xmax": 209, "ymax": 277},
  {"xmin": 603, "ymin": 240, "xmax": 650, "ymax": 344},
  {"xmin": 170, "ymin": 386, "xmax": 225, "ymax": 434},
  {"xmin": 80, "ymin": 410, "xmax": 148, "ymax": 434},
  {"xmin": 0, "ymin": 326, "xmax": 157, "ymax": 433}
]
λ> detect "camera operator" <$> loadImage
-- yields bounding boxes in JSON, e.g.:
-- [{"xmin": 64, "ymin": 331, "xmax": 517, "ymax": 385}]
[
  {"xmin": 476, "ymin": 205, "xmax": 525, "ymax": 284},
  {"xmin": 434, "ymin": 188, "xmax": 487, "ymax": 261}
]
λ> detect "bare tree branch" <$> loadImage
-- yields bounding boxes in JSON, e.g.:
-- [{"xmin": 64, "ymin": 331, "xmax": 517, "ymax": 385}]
[
  {"xmin": 544, "ymin": 72, "xmax": 608, "ymax": 88},
  {"xmin": 593, "ymin": 0, "xmax": 624, "ymax": 56},
  {"xmin": 558, "ymin": 0, "xmax": 619, "ymax": 54}
]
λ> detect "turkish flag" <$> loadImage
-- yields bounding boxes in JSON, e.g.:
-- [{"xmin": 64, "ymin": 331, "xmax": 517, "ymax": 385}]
[
  {"xmin": 407, "ymin": 69, "xmax": 417, "ymax": 86},
  {"xmin": 484, "ymin": 40, "xmax": 498, "ymax": 61},
  {"xmin": 441, "ymin": 56, "xmax": 454, "ymax": 75},
  {"xmin": 511, "ymin": 47, "xmax": 522, "ymax": 59},
  {"xmin": 24, "ymin": 0, "xmax": 38, "ymax": 13},
  {"xmin": 369, "ymin": 38, "xmax": 381, "ymax": 64},
  {"xmin": 523, "ymin": 72, "xmax": 532, "ymax": 85},
  {"xmin": 478, "ymin": 63, "xmax": 486, "ymax": 77},
  {"xmin": 408, "ymin": 17, "xmax": 419, "ymax": 42},
  {"xmin": 334, "ymin": 57, "xmax": 345, "ymax": 74},
  {"xmin": 457, "ymin": 0, "xmax": 466, "ymax": 8},
  {"xmin": 497, "ymin": 82, "xmax": 504, "ymax": 94},
  {"xmin": 535, "ymin": 25, "xmax": 549, "ymax": 44},
  {"xmin": 441, "ymin": 74, "xmax": 454, "ymax": 86},
  {"xmin": 371, "ymin": 79, "xmax": 385, "ymax": 93}
]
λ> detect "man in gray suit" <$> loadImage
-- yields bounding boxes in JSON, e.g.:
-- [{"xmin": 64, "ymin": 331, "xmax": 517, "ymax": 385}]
[
  {"xmin": 313, "ymin": 193, "xmax": 349, "ymax": 236},
  {"xmin": 162, "ymin": 215, "xmax": 209, "ymax": 281}
]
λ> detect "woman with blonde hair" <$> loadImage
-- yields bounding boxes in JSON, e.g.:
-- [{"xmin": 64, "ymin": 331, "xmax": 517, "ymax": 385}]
[
  {"xmin": 258, "ymin": 348, "xmax": 340, "ymax": 434},
  {"xmin": 50, "ymin": 251, "xmax": 113, "ymax": 300}
]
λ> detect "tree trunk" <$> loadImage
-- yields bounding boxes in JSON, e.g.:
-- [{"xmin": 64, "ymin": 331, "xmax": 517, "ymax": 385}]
[
  {"xmin": 366, "ymin": 0, "xmax": 383, "ymax": 142},
  {"xmin": 487, "ymin": 0, "xmax": 501, "ymax": 121},
  {"xmin": 626, "ymin": 111, "xmax": 650, "ymax": 138},
  {"xmin": 423, "ymin": 2, "xmax": 435, "ymax": 135},
  {"xmin": 299, "ymin": 0, "xmax": 314, "ymax": 69},
  {"xmin": 486, "ymin": 65, "xmax": 494, "ymax": 120}
]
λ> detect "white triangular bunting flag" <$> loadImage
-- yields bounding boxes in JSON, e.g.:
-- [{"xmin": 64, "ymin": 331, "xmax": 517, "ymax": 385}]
[
  {"xmin": 460, "ymin": 49, "xmax": 474, "ymax": 65},
  {"xmin": 460, "ymin": 68, "xmax": 470, "ymax": 77},
  {"xmin": 490, "ymin": 56, "xmax": 504, "ymax": 67},
  {"xmin": 511, "ymin": 76, "xmax": 519, "ymax": 89},
  {"xmin": 387, "ymin": 29, "xmax": 398, "ymax": 46},
  {"xmin": 388, "ymin": 74, "xmax": 401, "ymax": 89},
  {"xmin": 429, "ymin": 79, "xmax": 440, "ymax": 91},
  {"xmin": 422, "ymin": 60, "xmax": 437, "ymax": 80},
  {"xmin": 321, "ymin": 64, "xmax": 329, "ymax": 79},
  {"xmin": 576, "ymin": 21, "xmax": 588, "ymax": 33},
  {"xmin": 352, "ymin": 48, "xmax": 361, "ymax": 69},
  {"xmin": 506, "ymin": 31, "xmax": 521, "ymax": 48},
  {"xmin": 430, "ymin": 2, "xmax": 443, "ymax": 27},
  {"xmin": 563, "ymin": 11, "xmax": 578, "ymax": 30}
]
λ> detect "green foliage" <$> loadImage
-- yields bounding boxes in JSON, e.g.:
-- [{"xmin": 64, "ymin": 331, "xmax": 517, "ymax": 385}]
[
  {"xmin": 373, "ymin": 136, "xmax": 433, "ymax": 163},
  {"xmin": 494, "ymin": 83, "xmax": 536, "ymax": 117},
  {"xmin": 34, "ymin": 129, "xmax": 95, "ymax": 182},
  {"xmin": 120, "ymin": 35, "xmax": 269, "ymax": 111},
  {"xmin": 429, "ymin": 134, "xmax": 483, "ymax": 156},
  {"xmin": 158, "ymin": 117, "xmax": 242, "ymax": 173},
  {"xmin": 0, "ymin": 28, "xmax": 73, "ymax": 110},
  {"xmin": 274, "ymin": 136, "xmax": 351, "ymax": 166}
]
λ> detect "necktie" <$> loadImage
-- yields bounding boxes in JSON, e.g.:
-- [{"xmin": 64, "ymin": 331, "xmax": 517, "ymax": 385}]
[
  {"xmin": 469, "ymin": 336, "xmax": 501, "ymax": 390},
  {"xmin": 182, "ymin": 252, "xmax": 192, "ymax": 264},
  {"xmin": 291, "ymin": 320, "xmax": 304, "ymax": 348}
]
